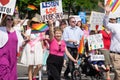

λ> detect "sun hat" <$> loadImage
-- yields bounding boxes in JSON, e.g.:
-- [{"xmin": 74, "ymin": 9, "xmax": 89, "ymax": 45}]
[{"xmin": 31, "ymin": 17, "xmax": 40, "ymax": 23}]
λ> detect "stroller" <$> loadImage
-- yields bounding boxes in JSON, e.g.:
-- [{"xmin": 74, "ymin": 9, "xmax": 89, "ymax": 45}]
[{"xmin": 80, "ymin": 54, "xmax": 106, "ymax": 80}]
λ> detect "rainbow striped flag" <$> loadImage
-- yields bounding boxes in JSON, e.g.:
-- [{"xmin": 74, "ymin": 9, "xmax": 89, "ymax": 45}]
[
  {"xmin": 27, "ymin": 5, "xmax": 37, "ymax": 11},
  {"xmin": 78, "ymin": 36, "xmax": 84, "ymax": 54},
  {"xmin": 106, "ymin": 0, "xmax": 120, "ymax": 13},
  {"xmin": 32, "ymin": 23, "xmax": 49, "ymax": 32}
]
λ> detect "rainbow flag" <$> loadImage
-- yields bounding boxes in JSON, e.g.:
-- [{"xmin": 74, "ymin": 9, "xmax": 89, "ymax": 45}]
[
  {"xmin": 27, "ymin": 5, "xmax": 37, "ymax": 10},
  {"xmin": 106, "ymin": 0, "xmax": 120, "ymax": 13},
  {"xmin": 78, "ymin": 36, "xmax": 84, "ymax": 54},
  {"xmin": 32, "ymin": 23, "xmax": 49, "ymax": 32}
]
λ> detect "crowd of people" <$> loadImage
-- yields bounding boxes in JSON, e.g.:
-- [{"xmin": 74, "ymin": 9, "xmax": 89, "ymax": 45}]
[{"xmin": 0, "ymin": 5, "xmax": 120, "ymax": 80}]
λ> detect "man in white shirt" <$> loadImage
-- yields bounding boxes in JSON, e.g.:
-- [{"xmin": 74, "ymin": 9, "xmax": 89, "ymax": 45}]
[{"xmin": 103, "ymin": 5, "xmax": 120, "ymax": 80}]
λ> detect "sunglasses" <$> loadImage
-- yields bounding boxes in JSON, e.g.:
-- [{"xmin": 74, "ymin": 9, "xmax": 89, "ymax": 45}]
[
  {"xmin": 110, "ymin": 19, "xmax": 116, "ymax": 20},
  {"xmin": 58, "ymin": 44, "xmax": 61, "ymax": 51},
  {"xmin": 7, "ymin": 18, "xmax": 13, "ymax": 21},
  {"xmin": 71, "ymin": 21, "xmax": 76, "ymax": 23}
]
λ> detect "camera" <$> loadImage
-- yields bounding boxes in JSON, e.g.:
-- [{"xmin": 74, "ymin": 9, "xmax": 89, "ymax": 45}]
[{"xmin": 73, "ymin": 42, "xmax": 78, "ymax": 46}]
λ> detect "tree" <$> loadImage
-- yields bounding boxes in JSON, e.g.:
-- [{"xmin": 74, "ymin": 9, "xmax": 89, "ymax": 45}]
[{"xmin": 16, "ymin": 0, "xmax": 104, "ymax": 18}]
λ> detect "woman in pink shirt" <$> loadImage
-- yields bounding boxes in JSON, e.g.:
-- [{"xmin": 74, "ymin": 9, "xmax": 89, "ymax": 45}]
[{"xmin": 47, "ymin": 20, "xmax": 77, "ymax": 80}]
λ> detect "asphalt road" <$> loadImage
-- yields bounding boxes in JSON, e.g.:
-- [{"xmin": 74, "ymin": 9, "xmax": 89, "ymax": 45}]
[{"xmin": 17, "ymin": 62, "xmax": 115, "ymax": 80}]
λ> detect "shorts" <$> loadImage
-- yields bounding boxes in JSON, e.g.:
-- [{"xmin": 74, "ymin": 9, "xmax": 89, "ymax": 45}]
[{"xmin": 99, "ymin": 49, "xmax": 111, "ymax": 65}]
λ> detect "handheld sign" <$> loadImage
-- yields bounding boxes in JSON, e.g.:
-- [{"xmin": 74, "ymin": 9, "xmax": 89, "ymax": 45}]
[
  {"xmin": 89, "ymin": 11, "xmax": 104, "ymax": 30},
  {"xmin": 40, "ymin": 0, "xmax": 63, "ymax": 22},
  {"xmin": 0, "ymin": 0, "xmax": 17, "ymax": 15},
  {"xmin": 90, "ymin": 55, "xmax": 105, "ymax": 61},
  {"xmin": 88, "ymin": 34, "xmax": 104, "ymax": 50}
]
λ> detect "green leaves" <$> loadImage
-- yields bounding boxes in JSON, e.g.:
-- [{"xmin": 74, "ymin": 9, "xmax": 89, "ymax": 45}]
[{"xmin": 16, "ymin": 0, "xmax": 104, "ymax": 18}]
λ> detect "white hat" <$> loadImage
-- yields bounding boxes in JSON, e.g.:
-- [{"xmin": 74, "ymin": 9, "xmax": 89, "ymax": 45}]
[{"xmin": 109, "ymin": 13, "xmax": 117, "ymax": 19}]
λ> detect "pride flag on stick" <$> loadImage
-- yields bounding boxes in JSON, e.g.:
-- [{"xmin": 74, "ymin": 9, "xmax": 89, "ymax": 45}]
[
  {"xmin": 32, "ymin": 23, "xmax": 49, "ymax": 32},
  {"xmin": 78, "ymin": 36, "xmax": 84, "ymax": 54},
  {"xmin": 27, "ymin": 5, "xmax": 38, "ymax": 11},
  {"xmin": 106, "ymin": 0, "xmax": 120, "ymax": 13}
]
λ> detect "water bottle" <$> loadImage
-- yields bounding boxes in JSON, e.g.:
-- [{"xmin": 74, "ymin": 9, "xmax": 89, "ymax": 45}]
[{"xmin": 77, "ymin": 58, "xmax": 81, "ymax": 65}]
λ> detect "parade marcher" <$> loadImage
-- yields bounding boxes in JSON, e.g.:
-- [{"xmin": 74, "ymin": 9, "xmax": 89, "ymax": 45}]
[
  {"xmin": 13, "ymin": 14, "xmax": 28, "ymax": 33},
  {"xmin": 99, "ymin": 27, "xmax": 111, "ymax": 80},
  {"xmin": 103, "ymin": 5, "xmax": 120, "ymax": 80},
  {"xmin": 76, "ymin": 18, "xmax": 83, "ymax": 30},
  {"xmin": 0, "ymin": 15, "xmax": 25, "ymax": 80},
  {"xmin": 63, "ymin": 17, "xmax": 84, "ymax": 79},
  {"xmin": 60, "ymin": 19, "xmax": 68, "ymax": 67},
  {"xmin": 89, "ymin": 30, "xmax": 109, "ymax": 72},
  {"xmin": 21, "ymin": 17, "xmax": 44, "ymax": 80},
  {"xmin": 47, "ymin": 22, "xmax": 77, "ymax": 80}
]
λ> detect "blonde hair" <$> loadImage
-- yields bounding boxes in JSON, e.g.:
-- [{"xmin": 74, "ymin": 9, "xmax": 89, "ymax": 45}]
[{"xmin": 54, "ymin": 27, "xmax": 63, "ymax": 33}]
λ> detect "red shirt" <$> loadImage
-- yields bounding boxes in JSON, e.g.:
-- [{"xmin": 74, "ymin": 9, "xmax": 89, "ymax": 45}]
[{"xmin": 99, "ymin": 30, "xmax": 111, "ymax": 50}]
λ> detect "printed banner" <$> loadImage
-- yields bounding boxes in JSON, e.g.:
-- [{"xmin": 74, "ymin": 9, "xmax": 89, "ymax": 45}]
[
  {"xmin": 88, "ymin": 34, "xmax": 104, "ymax": 50},
  {"xmin": 0, "ymin": 0, "xmax": 16, "ymax": 15},
  {"xmin": 40, "ymin": 0, "xmax": 63, "ymax": 22}
]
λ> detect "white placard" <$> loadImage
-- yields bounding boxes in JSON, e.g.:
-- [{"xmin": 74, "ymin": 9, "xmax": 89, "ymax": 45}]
[
  {"xmin": 89, "ymin": 11, "xmax": 104, "ymax": 30},
  {"xmin": 88, "ymin": 34, "xmax": 104, "ymax": 50},
  {"xmin": 40, "ymin": 0, "xmax": 63, "ymax": 22},
  {"xmin": 0, "ymin": 0, "xmax": 16, "ymax": 15},
  {"xmin": 90, "ymin": 55, "xmax": 105, "ymax": 61}
]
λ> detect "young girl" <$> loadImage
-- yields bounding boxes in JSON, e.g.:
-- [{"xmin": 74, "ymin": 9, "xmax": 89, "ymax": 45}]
[{"xmin": 87, "ymin": 30, "xmax": 109, "ymax": 72}]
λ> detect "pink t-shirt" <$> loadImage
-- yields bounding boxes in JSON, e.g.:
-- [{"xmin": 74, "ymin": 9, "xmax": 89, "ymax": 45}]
[{"xmin": 49, "ymin": 38, "xmax": 66, "ymax": 56}]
